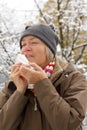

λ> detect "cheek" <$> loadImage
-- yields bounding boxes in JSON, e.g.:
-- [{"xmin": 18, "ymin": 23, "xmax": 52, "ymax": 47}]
[
  {"xmin": 21, "ymin": 47, "xmax": 26, "ymax": 54},
  {"xmin": 37, "ymin": 46, "xmax": 46, "ymax": 55},
  {"xmin": 35, "ymin": 48, "xmax": 47, "ymax": 68},
  {"xmin": 21, "ymin": 49, "xmax": 24, "ymax": 54},
  {"xmin": 36, "ymin": 47, "xmax": 46, "ymax": 60}
]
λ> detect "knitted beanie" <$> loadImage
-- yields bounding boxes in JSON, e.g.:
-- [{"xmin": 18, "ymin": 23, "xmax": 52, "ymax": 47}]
[{"xmin": 20, "ymin": 24, "xmax": 59, "ymax": 55}]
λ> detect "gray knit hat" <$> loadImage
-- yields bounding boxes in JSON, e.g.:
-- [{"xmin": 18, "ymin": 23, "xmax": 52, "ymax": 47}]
[{"xmin": 20, "ymin": 24, "xmax": 58, "ymax": 55}]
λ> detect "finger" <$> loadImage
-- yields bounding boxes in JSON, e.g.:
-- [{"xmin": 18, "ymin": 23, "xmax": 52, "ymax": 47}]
[
  {"xmin": 11, "ymin": 63, "xmax": 22, "ymax": 72},
  {"xmin": 19, "ymin": 65, "xmax": 30, "ymax": 74},
  {"xmin": 30, "ymin": 63, "xmax": 42, "ymax": 71},
  {"xmin": 19, "ymin": 65, "xmax": 32, "ymax": 81},
  {"xmin": 10, "ymin": 71, "xmax": 20, "ymax": 80}
]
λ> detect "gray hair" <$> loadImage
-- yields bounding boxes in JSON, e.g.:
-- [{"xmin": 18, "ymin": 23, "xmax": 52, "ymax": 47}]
[{"xmin": 46, "ymin": 46, "xmax": 55, "ymax": 62}]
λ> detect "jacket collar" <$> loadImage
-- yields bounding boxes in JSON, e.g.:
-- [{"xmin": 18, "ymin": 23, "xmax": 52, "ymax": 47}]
[
  {"xmin": 50, "ymin": 57, "xmax": 76, "ymax": 85},
  {"xmin": 50, "ymin": 57, "xmax": 68, "ymax": 81}
]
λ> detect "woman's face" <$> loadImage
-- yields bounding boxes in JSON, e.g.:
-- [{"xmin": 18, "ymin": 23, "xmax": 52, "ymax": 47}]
[{"xmin": 21, "ymin": 36, "xmax": 47, "ymax": 68}]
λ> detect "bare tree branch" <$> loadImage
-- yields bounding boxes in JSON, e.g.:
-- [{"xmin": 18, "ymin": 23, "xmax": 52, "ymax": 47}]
[
  {"xmin": 75, "ymin": 45, "xmax": 86, "ymax": 64},
  {"xmin": 0, "ymin": 41, "xmax": 14, "ymax": 65},
  {"xmin": 0, "ymin": 14, "xmax": 11, "ymax": 35},
  {"xmin": 34, "ymin": 0, "xmax": 49, "ymax": 24},
  {"xmin": 74, "ymin": 42, "xmax": 87, "ymax": 49}
]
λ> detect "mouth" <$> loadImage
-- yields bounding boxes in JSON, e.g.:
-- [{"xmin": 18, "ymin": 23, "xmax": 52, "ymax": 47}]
[{"xmin": 25, "ymin": 54, "xmax": 34, "ymax": 59}]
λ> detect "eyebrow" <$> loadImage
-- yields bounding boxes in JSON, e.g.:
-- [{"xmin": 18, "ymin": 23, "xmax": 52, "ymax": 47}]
[{"xmin": 30, "ymin": 37, "xmax": 36, "ymax": 40}]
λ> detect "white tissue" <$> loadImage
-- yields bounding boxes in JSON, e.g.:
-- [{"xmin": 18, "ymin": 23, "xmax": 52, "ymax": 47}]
[
  {"xmin": 15, "ymin": 54, "xmax": 29, "ymax": 65},
  {"xmin": 15, "ymin": 54, "xmax": 34, "ymax": 89}
]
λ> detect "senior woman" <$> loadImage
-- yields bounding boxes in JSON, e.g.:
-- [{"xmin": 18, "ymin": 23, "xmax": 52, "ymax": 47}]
[{"xmin": 0, "ymin": 24, "xmax": 87, "ymax": 130}]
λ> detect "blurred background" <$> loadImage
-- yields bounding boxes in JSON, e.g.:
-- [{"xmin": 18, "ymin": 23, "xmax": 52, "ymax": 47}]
[{"xmin": 0, "ymin": 0, "xmax": 87, "ymax": 129}]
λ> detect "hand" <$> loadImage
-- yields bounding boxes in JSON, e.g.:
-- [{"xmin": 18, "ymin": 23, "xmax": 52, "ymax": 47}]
[
  {"xmin": 19, "ymin": 63, "xmax": 48, "ymax": 84},
  {"xmin": 10, "ymin": 63, "xmax": 28, "ymax": 94}
]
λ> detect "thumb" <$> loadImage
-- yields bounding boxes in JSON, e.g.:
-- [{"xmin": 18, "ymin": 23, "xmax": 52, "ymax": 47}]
[{"xmin": 30, "ymin": 63, "xmax": 42, "ymax": 71}]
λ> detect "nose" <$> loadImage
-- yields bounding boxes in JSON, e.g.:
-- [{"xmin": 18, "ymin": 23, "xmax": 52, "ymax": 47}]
[{"xmin": 22, "ymin": 43, "xmax": 32, "ymax": 52}]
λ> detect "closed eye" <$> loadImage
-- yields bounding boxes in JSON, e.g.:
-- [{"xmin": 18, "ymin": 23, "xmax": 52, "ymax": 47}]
[
  {"xmin": 31, "ymin": 42, "xmax": 39, "ymax": 45},
  {"xmin": 21, "ymin": 43, "xmax": 27, "ymax": 47}
]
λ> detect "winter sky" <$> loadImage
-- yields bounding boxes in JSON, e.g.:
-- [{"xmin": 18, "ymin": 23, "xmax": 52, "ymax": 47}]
[
  {"xmin": 4, "ymin": 0, "xmax": 35, "ymax": 10},
  {"xmin": 0, "ymin": 0, "xmax": 47, "ymax": 10}
]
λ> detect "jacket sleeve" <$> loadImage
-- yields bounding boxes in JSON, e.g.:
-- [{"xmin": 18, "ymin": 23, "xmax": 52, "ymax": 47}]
[
  {"xmin": 34, "ymin": 72, "xmax": 87, "ymax": 130},
  {"xmin": 0, "ymin": 82, "xmax": 28, "ymax": 130}
]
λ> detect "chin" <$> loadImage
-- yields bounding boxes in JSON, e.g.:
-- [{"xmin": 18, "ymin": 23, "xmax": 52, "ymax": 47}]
[{"xmin": 27, "ymin": 58, "xmax": 36, "ymax": 63}]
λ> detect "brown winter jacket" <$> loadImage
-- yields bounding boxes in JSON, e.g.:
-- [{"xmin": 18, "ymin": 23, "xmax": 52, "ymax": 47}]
[{"xmin": 0, "ymin": 58, "xmax": 87, "ymax": 130}]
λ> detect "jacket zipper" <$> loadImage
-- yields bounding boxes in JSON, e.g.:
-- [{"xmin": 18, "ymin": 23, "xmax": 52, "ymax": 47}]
[{"xmin": 34, "ymin": 95, "xmax": 37, "ymax": 111}]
